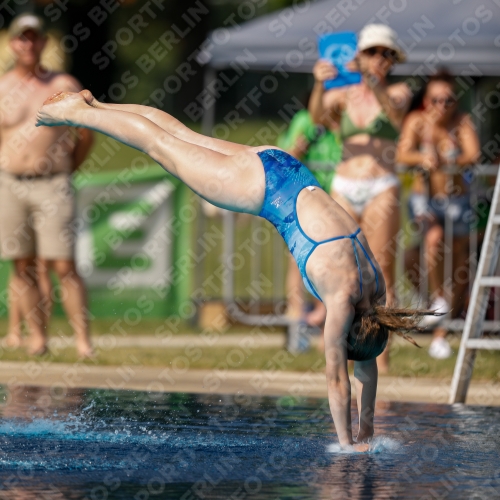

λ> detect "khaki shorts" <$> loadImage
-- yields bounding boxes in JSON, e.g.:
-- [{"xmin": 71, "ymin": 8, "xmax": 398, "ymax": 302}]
[{"xmin": 0, "ymin": 171, "xmax": 75, "ymax": 260}]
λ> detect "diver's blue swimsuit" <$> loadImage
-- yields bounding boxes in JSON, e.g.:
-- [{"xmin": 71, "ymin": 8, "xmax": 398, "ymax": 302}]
[{"xmin": 257, "ymin": 149, "xmax": 379, "ymax": 302}]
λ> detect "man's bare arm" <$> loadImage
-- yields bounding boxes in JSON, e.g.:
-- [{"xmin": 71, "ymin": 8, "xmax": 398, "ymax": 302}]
[{"xmin": 50, "ymin": 75, "xmax": 94, "ymax": 171}]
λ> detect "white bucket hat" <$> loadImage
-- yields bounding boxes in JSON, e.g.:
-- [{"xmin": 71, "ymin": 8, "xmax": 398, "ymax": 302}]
[{"xmin": 358, "ymin": 24, "xmax": 405, "ymax": 63}]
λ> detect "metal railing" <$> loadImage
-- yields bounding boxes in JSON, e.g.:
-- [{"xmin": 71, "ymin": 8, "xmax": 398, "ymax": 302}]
[{"xmin": 397, "ymin": 164, "xmax": 499, "ymax": 332}]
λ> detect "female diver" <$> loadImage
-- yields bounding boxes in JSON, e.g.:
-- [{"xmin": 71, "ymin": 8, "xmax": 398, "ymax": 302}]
[{"xmin": 36, "ymin": 90, "xmax": 429, "ymax": 452}]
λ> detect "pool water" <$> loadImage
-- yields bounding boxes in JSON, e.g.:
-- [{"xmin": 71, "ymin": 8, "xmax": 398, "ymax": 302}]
[{"xmin": 0, "ymin": 385, "xmax": 499, "ymax": 499}]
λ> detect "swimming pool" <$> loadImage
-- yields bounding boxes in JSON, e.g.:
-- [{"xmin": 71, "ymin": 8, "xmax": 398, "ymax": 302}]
[{"xmin": 0, "ymin": 385, "xmax": 498, "ymax": 499}]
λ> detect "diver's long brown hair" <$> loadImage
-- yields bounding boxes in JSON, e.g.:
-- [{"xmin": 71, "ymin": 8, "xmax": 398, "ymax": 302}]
[{"xmin": 347, "ymin": 306, "xmax": 439, "ymax": 361}]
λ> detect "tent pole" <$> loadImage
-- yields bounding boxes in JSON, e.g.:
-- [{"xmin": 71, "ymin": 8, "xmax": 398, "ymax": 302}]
[
  {"xmin": 199, "ymin": 66, "xmax": 238, "ymax": 312},
  {"xmin": 193, "ymin": 67, "xmax": 217, "ymax": 319},
  {"xmin": 200, "ymin": 68, "xmax": 236, "ymax": 308},
  {"xmin": 202, "ymin": 66, "xmax": 216, "ymax": 136}
]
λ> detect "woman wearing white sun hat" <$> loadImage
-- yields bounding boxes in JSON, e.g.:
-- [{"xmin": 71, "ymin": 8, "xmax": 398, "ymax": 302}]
[{"xmin": 309, "ymin": 24, "xmax": 411, "ymax": 373}]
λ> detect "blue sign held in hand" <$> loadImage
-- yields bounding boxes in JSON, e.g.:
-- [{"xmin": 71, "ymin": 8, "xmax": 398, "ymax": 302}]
[{"xmin": 318, "ymin": 32, "xmax": 361, "ymax": 89}]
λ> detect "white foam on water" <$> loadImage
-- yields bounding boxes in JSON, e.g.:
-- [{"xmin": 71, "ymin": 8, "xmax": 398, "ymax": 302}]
[{"xmin": 326, "ymin": 436, "xmax": 401, "ymax": 454}]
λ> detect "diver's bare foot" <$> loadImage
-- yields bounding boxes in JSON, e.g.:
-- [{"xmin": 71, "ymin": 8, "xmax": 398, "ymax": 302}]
[
  {"xmin": 306, "ymin": 303, "xmax": 327, "ymax": 326},
  {"xmin": 2, "ymin": 334, "xmax": 23, "ymax": 349},
  {"xmin": 36, "ymin": 91, "xmax": 88, "ymax": 127},
  {"xmin": 43, "ymin": 90, "xmax": 73, "ymax": 105}
]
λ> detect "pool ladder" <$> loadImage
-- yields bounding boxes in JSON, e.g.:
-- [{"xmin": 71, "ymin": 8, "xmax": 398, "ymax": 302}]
[{"xmin": 450, "ymin": 170, "xmax": 500, "ymax": 403}]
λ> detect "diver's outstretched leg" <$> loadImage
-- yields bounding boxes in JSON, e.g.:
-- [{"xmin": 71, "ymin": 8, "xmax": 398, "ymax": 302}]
[
  {"xmin": 36, "ymin": 92, "xmax": 265, "ymax": 214},
  {"xmin": 79, "ymin": 90, "xmax": 249, "ymax": 156}
]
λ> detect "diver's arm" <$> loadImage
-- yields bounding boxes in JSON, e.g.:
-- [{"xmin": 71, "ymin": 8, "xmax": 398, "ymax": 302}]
[
  {"xmin": 353, "ymin": 358, "xmax": 378, "ymax": 442},
  {"xmin": 323, "ymin": 297, "xmax": 355, "ymax": 448}
]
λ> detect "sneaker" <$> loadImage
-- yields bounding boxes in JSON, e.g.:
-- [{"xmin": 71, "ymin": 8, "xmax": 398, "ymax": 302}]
[
  {"xmin": 421, "ymin": 296, "xmax": 450, "ymax": 328},
  {"xmin": 428, "ymin": 337, "xmax": 452, "ymax": 359}
]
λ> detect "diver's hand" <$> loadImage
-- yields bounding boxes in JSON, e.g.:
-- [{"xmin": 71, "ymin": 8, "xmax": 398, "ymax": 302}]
[{"xmin": 356, "ymin": 428, "xmax": 374, "ymax": 443}]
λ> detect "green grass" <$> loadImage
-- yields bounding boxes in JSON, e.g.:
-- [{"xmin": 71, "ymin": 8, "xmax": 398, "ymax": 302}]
[
  {"xmin": 0, "ymin": 345, "xmax": 325, "ymax": 372},
  {"xmin": 0, "ymin": 318, "xmax": 284, "ymax": 338},
  {"xmin": 386, "ymin": 339, "xmax": 500, "ymax": 381},
  {"xmin": 0, "ymin": 327, "xmax": 498, "ymax": 381}
]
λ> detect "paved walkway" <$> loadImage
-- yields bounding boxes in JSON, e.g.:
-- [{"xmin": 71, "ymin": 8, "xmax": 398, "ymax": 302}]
[
  {"xmin": 2, "ymin": 333, "xmax": 497, "ymax": 405},
  {"xmin": 47, "ymin": 333, "xmax": 434, "ymax": 349},
  {"xmin": 1, "ymin": 361, "xmax": 498, "ymax": 405},
  {"xmin": 49, "ymin": 332, "xmax": 290, "ymax": 349}
]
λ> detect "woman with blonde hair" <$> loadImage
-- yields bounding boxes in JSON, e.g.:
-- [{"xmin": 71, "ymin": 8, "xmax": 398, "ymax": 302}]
[{"xmin": 36, "ymin": 89, "xmax": 431, "ymax": 451}]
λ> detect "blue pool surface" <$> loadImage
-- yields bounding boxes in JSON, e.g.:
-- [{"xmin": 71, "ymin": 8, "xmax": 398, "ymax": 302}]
[{"xmin": 0, "ymin": 385, "xmax": 499, "ymax": 499}]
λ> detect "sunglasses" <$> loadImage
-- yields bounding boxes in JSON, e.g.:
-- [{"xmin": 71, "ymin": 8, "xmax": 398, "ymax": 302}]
[
  {"xmin": 362, "ymin": 47, "xmax": 398, "ymax": 60},
  {"xmin": 430, "ymin": 97, "xmax": 456, "ymax": 107}
]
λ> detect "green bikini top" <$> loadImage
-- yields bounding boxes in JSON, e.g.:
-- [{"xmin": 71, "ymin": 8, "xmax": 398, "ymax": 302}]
[{"xmin": 340, "ymin": 110, "xmax": 400, "ymax": 142}]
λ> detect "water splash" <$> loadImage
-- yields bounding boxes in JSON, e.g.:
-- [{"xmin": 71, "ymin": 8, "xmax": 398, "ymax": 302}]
[
  {"xmin": 0, "ymin": 418, "xmax": 257, "ymax": 449},
  {"xmin": 0, "ymin": 418, "xmax": 179, "ymax": 448},
  {"xmin": 326, "ymin": 436, "xmax": 401, "ymax": 454}
]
